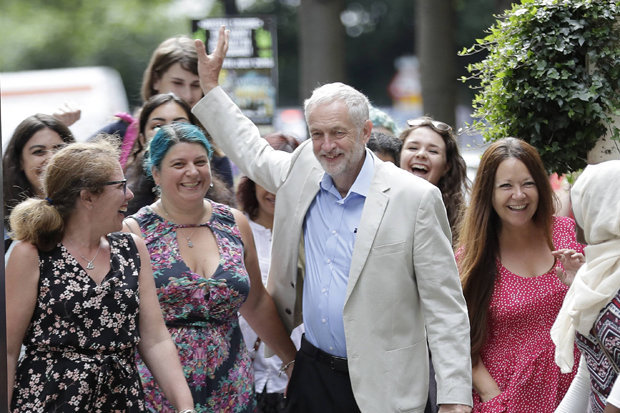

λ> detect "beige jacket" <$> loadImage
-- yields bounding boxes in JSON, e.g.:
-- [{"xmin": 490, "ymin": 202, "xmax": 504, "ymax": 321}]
[{"xmin": 193, "ymin": 87, "xmax": 472, "ymax": 412}]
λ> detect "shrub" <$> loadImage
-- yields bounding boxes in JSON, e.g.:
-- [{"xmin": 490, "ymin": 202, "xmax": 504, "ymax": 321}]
[{"xmin": 461, "ymin": 0, "xmax": 620, "ymax": 174}]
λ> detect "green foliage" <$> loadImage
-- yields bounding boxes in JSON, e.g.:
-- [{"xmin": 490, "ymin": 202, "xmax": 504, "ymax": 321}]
[{"xmin": 460, "ymin": 0, "xmax": 620, "ymax": 174}]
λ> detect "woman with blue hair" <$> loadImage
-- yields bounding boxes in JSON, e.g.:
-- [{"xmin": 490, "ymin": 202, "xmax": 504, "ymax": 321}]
[{"xmin": 123, "ymin": 122, "xmax": 297, "ymax": 412}]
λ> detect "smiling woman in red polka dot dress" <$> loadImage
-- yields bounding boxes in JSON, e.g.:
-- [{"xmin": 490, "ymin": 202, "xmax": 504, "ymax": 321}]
[{"xmin": 457, "ymin": 138, "xmax": 584, "ymax": 412}]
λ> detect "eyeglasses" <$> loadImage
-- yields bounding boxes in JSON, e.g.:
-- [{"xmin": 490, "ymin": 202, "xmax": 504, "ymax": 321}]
[
  {"xmin": 407, "ymin": 118, "xmax": 452, "ymax": 133},
  {"xmin": 103, "ymin": 179, "xmax": 128, "ymax": 195}
]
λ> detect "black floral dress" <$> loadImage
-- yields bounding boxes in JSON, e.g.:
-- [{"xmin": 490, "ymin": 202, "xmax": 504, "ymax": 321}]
[{"xmin": 10, "ymin": 232, "xmax": 146, "ymax": 412}]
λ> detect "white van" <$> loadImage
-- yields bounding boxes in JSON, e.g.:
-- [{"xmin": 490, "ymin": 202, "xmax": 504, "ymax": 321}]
[{"xmin": 1, "ymin": 66, "xmax": 128, "ymax": 150}]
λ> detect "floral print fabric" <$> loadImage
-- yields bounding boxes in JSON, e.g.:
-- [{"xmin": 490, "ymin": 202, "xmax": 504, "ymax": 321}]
[
  {"xmin": 132, "ymin": 201, "xmax": 254, "ymax": 412},
  {"xmin": 11, "ymin": 232, "xmax": 145, "ymax": 412}
]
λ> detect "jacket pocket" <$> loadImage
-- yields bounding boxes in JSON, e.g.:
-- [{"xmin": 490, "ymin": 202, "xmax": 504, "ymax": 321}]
[{"xmin": 384, "ymin": 341, "xmax": 428, "ymax": 412}]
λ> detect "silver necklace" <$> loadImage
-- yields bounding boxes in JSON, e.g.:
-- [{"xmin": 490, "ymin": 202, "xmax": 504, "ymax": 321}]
[
  {"xmin": 183, "ymin": 227, "xmax": 198, "ymax": 248},
  {"xmin": 159, "ymin": 201, "xmax": 202, "ymax": 248},
  {"xmin": 79, "ymin": 243, "xmax": 102, "ymax": 270}
]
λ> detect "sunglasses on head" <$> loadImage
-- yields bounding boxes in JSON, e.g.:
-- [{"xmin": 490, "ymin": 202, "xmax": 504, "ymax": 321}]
[{"xmin": 407, "ymin": 118, "xmax": 452, "ymax": 133}]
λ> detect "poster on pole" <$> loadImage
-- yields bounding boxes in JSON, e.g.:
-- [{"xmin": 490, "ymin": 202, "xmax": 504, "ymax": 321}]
[{"xmin": 192, "ymin": 16, "xmax": 278, "ymax": 125}]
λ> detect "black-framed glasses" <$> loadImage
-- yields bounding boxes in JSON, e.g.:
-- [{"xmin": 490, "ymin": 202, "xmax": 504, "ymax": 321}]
[
  {"xmin": 407, "ymin": 118, "xmax": 452, "ymax": 133},
  {"xmin": 103, "ymin": 179, "xmax": 128, "ymax": 195}
]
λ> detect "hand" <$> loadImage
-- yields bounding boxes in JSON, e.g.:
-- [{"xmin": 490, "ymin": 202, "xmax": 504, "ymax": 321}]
[
  {"xmin": 552, "ymin": 249, "xmax": 585, "ymax": 286},
  {"xmin": 53, "ymin": 103, "xmax": 81, "ymax": 127},
  {"xmin": 195, "ymin": 26, "xmax": 229, "ymax": 94},
  {"xmin": 604, "ymin": 401, "xmax": 620, "ymax": 413},
  {"xmin": 438, "ymin": 404, "xmax": 472, "ymax": 413}
]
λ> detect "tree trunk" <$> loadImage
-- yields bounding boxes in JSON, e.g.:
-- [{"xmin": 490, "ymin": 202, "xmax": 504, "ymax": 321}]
[
  {"xmin": 415, "ymin": 0, "xmax": 456, "ymax": 126},
  {"xmin": 298, "ymin": 0, "xmax": 346, "ymax": 101}
]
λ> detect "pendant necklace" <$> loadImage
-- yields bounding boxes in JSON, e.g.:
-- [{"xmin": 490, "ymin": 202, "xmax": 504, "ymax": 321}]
[
  {"xmin": 160, "ymin": 201, "xmax": 201, "ymax": 248},
  {"xmin": 183, "ymin": 227, "xmax": 198, "ymax": 248},
  {"xmin": 79, "ymin": 242, "xmax": 102, "ymax": 270}
]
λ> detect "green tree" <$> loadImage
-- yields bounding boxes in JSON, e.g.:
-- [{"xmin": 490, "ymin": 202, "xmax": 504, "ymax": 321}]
[
  {"xmin": 1, "ymin": 0, "xmax": 505, "ymax": 111},
  {"xmin": 461, "ymin": 0, "xmax": 620, "ymax": 174}
]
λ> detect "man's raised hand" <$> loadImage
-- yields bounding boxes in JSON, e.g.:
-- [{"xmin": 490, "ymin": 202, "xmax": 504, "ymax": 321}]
[{"xmin": 195, "ymin": 26, "xmax": 229, "ymax": 94}]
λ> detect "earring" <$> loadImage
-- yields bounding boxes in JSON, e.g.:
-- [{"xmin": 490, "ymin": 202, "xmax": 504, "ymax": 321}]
[
  {"xmin": 152, "ymin": 184, "xmax": 161, "ymax": 196},
  {"xmin": 210, "ymin": 182, "xmax": 214, "ymax": 188}
]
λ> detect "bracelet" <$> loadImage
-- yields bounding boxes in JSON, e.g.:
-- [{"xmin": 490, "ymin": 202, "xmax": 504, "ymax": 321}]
[
  {"xmin": 278, "ymin": 359, "xmax": 295, "ymax": 376},
  {"xmin": 178, "ymin": 409, "xmax": 197, "ymax": 413}
]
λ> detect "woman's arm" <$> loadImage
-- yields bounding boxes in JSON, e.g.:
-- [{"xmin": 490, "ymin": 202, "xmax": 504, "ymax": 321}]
[
  {"xmin": 5, "ymin": 242, "xmax": 40, "ymax": 404},
  {"xmin": 233, "ymin": 209, "xmax": 297, "ymax": 376},
  {"xmin": 133, "ymin": 234, "xmax": 194, "ymax": 411},
  {"xmin": 472, "ymin": 358, "xmax": 501, "ymax": 403}
]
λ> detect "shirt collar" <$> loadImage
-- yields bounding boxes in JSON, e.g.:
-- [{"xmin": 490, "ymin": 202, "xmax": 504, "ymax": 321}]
[{"xmin": 319, "ymin": 148, "xmax": 375, "ymax": 201}]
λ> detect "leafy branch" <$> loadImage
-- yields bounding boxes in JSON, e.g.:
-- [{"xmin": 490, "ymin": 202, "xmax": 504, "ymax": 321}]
[{"xmin": 460, "ymin": 0, "xmax": 620, "ymax": 174}]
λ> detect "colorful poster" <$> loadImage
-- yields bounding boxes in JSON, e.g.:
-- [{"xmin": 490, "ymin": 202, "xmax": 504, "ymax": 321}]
[{"xmin": 192, "ymin": 16, "xmax": 278, "ymax": 125}]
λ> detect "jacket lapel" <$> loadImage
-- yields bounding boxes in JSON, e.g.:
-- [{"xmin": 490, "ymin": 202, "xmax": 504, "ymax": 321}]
[
  {"xmin": 345, "ymin": 163, "xmax": 390, "ymax": 302},
  {"xmin": 295, "ymin": 166, "xmax": 323, "ymax": 226}
]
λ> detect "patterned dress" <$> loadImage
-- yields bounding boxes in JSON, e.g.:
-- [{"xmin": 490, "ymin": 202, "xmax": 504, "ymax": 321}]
[
  {"xmin": 575, "ymin": 288, "xmax": 620, "ymax": 413},
  {"xmin": 472, "ymin": 216, "xmax": 583, "ymax": 412},
  {"xmin": 11, "ymin": 232, "xmax": 145, "ymax": 412},
  {"xmin": 132, "ymin": 201, "xmax": 254, "ymax": 412}
]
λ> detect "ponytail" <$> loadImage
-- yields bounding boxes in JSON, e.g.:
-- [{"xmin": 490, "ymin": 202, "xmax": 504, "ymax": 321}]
[{"xmin": 10, "ymin": 198, "xmax": 64, "ymax": 251}]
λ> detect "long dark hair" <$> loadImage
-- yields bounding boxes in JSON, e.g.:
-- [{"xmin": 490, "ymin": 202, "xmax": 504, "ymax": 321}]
[
  {"xmin": 3, "ymin": 114, "xmax": 75, "ymax": 218},
  {"xmin": 457, "ymin": 137, "xmax": 555, "ymax": 360}
]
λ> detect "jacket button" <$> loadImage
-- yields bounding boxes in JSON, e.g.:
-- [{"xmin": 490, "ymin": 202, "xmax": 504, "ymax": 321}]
[{"xmin": 285, "ymin": 308, "xmax": 292, "ymax": 315}]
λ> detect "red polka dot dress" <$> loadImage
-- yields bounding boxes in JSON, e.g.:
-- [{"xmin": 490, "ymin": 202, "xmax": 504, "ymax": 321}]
[{"xmin": 473, "ymin": 216, "xmax": 583, "ymax": 412}]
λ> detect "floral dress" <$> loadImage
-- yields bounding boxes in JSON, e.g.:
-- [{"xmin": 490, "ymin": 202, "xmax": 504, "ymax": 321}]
[
  {"xmin": 11, "ymin": 232, "xmax": 145, "ymax": 412},
  {"xmin": 132, "ymin": 201, "xmax": 254, "ymax": 412},
  {"xmin": 472, "ymin": 216, "xmax": 583, "ymax": 412}
]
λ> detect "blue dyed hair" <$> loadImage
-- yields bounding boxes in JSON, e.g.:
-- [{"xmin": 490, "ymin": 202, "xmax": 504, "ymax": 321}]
[{"xmin": 144, "ymin": 122, "xmax": 213, "ymax": 177}]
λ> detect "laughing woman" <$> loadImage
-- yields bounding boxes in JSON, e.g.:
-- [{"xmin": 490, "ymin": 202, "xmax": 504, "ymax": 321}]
[
  {"xmin": 398, "ymin": 117, "xmax": 468, "ymax": 244},
  {"xmin": 6, "ymin": 140, "xmax": 194, "ymax": 412},
  {"xmin": 458, "ymin": 138, "xmax": 583, "ymax": 412},
  {"xmin": 123, "ymin": 123, "xmax": 296, "ymax": 412}
]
